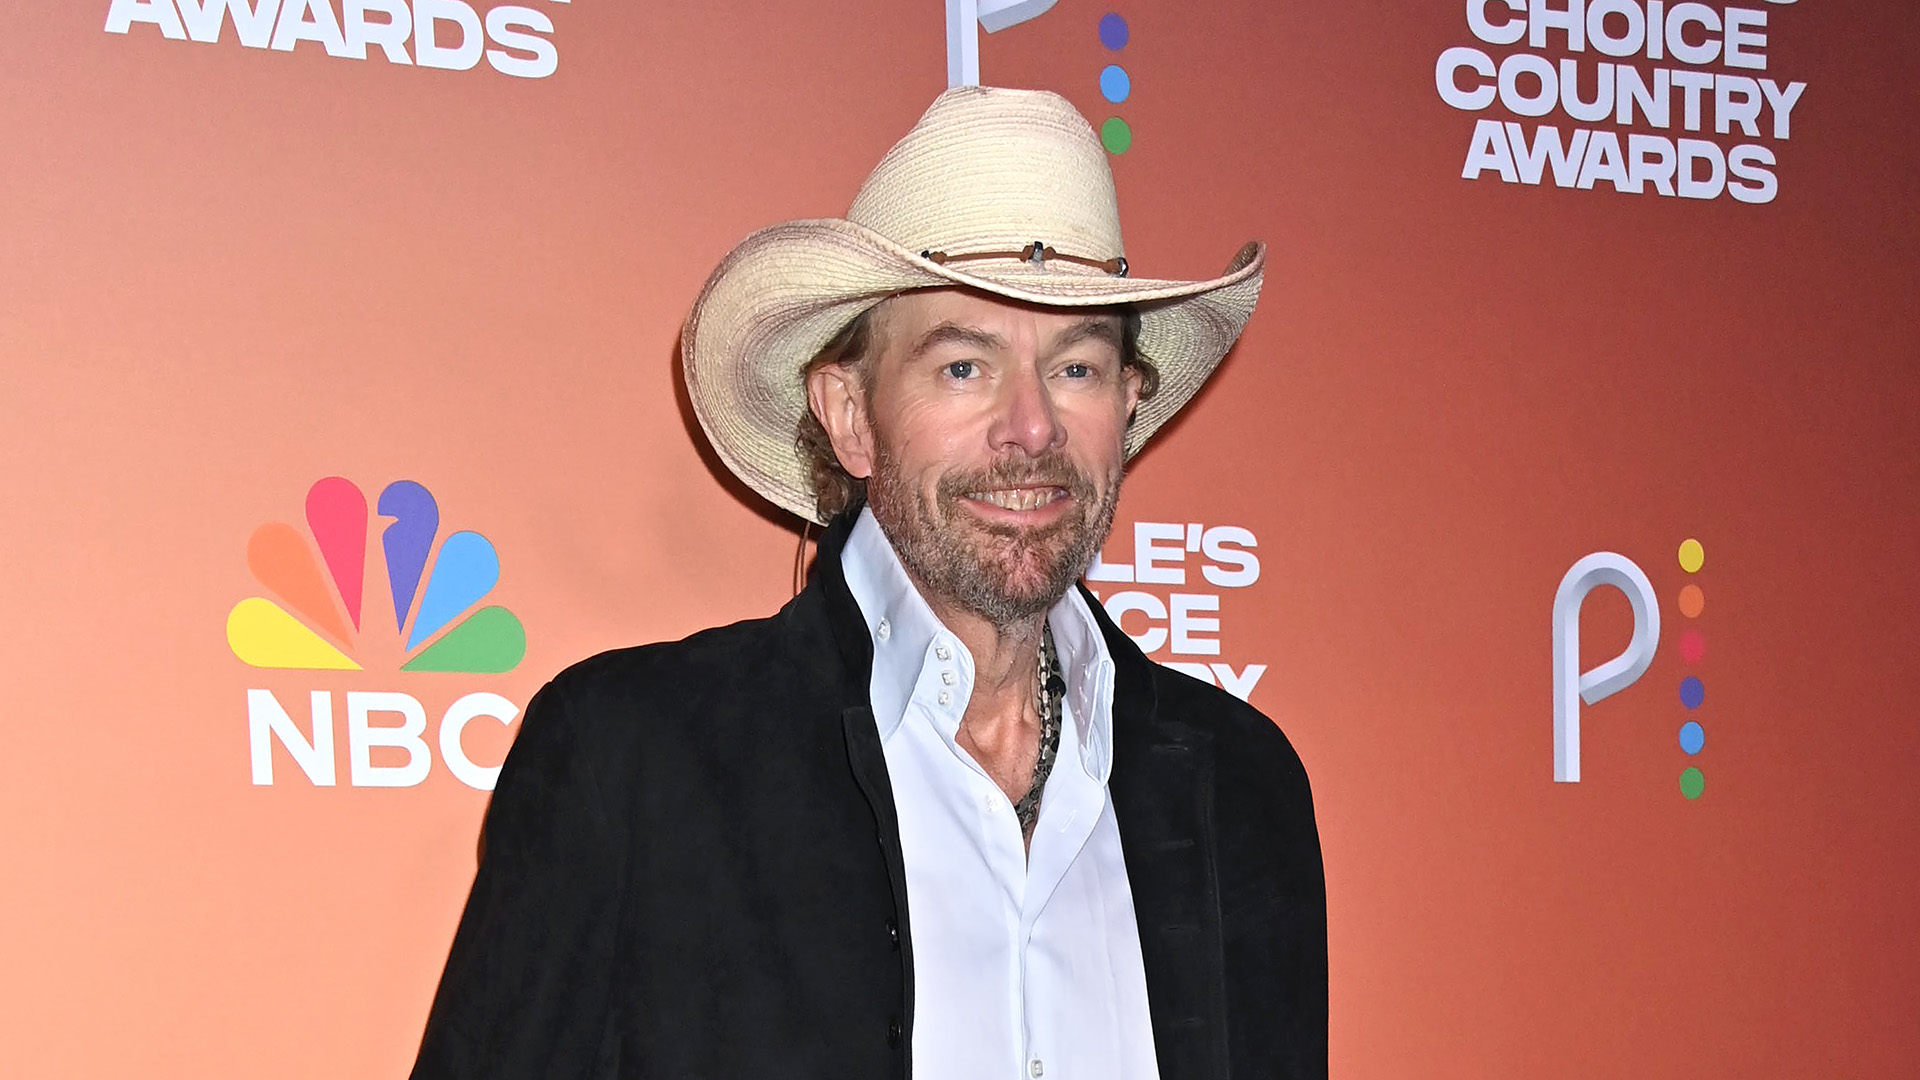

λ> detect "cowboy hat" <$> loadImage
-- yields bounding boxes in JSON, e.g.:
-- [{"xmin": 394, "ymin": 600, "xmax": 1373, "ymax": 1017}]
[{"xmin": 681, "ymin": 84, "xmax": 1266, "ymax": 524}]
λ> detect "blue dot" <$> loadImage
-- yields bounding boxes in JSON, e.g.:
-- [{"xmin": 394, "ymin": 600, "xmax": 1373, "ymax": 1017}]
[
  {"xmin": 1099, "ymin": 64, "xmax": 1131, "ymax": 104},
  {"xmin": 1679, "ymin": 721, "xmax": 1705, "ymax": 755},
  {"xmin": 1099, "ymin": 13, "xmax": 1129, "ymax": 50},
  {"xmin": 1680, "ymin": 676, "xmax": 1705, "ymax": 709}
]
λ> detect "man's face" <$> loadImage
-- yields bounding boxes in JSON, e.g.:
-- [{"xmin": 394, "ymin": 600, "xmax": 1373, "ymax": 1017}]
[{"xmin": 812, "ymin": 288, "xmax": 1142, "ymax": 627}]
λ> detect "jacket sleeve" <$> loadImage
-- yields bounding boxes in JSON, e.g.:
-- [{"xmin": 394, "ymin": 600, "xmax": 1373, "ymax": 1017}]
[
  {"xmin": 1218, "ymin": 710, "xmax": 1329, "ymax": 1080},
  {"xmin": 411, "ymin": 680, "xmax": 625, "ymax": 1079}
]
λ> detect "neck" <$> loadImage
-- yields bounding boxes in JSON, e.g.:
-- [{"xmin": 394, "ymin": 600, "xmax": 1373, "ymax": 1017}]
[{"xmin": 908, "ymin": 571, "xmax": 1058, "ymax": 796}]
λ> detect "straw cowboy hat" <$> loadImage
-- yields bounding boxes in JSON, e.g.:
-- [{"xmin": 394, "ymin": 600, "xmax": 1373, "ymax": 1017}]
[{"xmin": 682, "ymin": 84, "xmax": 1266, "ymax": 524}]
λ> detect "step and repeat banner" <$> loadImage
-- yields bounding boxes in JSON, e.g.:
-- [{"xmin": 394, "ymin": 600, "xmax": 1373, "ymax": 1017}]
[{"xmin": 3, "ymin": 2, "xmax": 1916, "ymax": 1076}]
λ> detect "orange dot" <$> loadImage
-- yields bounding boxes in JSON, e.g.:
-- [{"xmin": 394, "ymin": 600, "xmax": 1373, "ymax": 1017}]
[{"xmin": 1678, "ymin": 584, "xmax": 1704, "ymax": 618}]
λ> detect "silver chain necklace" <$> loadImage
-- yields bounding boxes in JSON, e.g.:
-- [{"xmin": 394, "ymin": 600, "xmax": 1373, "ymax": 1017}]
[{"xmin": 1013, "ymin": 623, "xmax": 1064, "ymax": 838}]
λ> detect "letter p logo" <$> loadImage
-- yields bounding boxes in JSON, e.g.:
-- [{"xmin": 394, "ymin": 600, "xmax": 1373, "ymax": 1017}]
[{"xmin": 1553, "ymin": 552, "xmax": 1661, "ymax": 782}]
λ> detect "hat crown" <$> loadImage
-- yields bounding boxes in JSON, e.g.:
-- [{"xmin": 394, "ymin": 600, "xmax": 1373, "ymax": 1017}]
[{"xmin": 847, "ymin": 86, "xmax": 1124, "ymax": 261}]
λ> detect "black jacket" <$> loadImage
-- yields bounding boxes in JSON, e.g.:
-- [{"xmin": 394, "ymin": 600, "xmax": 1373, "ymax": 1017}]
[{"xmin": 411, "ymin": 510, "xmax": 1327, "ymax": 1079}]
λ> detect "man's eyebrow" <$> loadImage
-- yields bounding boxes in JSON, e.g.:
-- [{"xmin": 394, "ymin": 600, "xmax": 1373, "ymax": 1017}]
[
  {"xmin": 908, "ymin": 322, "xmax": 1007, "ymax": 362},
  {"xmin": 1047, "ymin": 315, "xmax": 1125, "ymax": 354}
]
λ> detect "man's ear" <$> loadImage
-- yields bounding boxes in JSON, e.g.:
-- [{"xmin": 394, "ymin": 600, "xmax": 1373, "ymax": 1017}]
[
  {"xmin": 805, "ymin": 363, "xmax": 876, "ymax": 480},
  {"xmin": 1121, "ymin": 364, "xmax": 1145, "ymax": 427}
]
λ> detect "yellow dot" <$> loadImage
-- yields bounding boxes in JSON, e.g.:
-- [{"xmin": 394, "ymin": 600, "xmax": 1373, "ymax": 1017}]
[{"xmin": 1678, "ymin": 538, "xmax": 1705, "ymax": 574}]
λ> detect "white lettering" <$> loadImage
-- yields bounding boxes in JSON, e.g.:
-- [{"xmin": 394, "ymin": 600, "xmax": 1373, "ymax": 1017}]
[
  {"xmin": 1676, "ymin": 137, "xmax": 1725, "ymax": 199},
  {"xmin": 1528, "ymin": 0, "xmax": 1584, "ymax": 52},
  {"xmin": 484, "ymin": 5, "xmax": 556, "ymax": 79},
  {"xmin": 1584, "ymin": 0, "xmax": 1643, "ymax": 58},
  {"xmin": 272, "ymin": 0, "xmax": 350, "ymax": 56},
  {"xmin": 439, "ymin": 691, "xmax": 520, "ymax": 790},
  {"xmin": 105, "ymin": 0, "xmax": 187, "ymax": 39},
  {"xmin": 1169, "ymin": 593, "xmax": 1221, "ymax": 656},
  {"xmin": 1721, "ymin": 7, "xmax": 1767, "ymax": 71},
  {"xmin": 1507, "ymin": 122, "xmax": 1590, "ymax": 186},
  {"xmin": 1468, "ymin": 0, "xmax": 1526, "ymax": 47},
  {"xmin": 1627, "ymin": 133, "xmax": 1676, "ymax": 196},
  {"xmin": 1199, "ymin": 526, "xmax": 1260, "ymax": 588},
  {"xmin": 347, "ymin": 690, "xmax": 431, "ymax": 788},
  {"xmin": 1670, "ymin": 68, "xmax": 1712, "ymax": 131},
  {"xmin": 344, "ymin": 0, "xmax": 411, "ymax": 62},
  {"xmin": 1499, "ymin": 52, "xmax": 1560, "ymax": 117},
  {"xmin": 413, "ymin": 0, "xmax": 481, "ymax": 70},
  {"xmin": 1576, "ymin": 130, "xmax": 1630, "ymax": 192},
  {"xmin": 1133, "ymin": 522, "xmax": 1187, "ymax": 585},
  {"xmin": 177, "ymin": 0, "xmax": 282, "ymax": 48},
  {"xmin": 248, "ymin": 689, "xmax": 336, "ymax": 786},
  {"xmin": 1714, "ymin": 74, "xmax": 1762, "ymax": 137},
  {"xmin": 1759, "ymin": 79, "xmax": 1805, "ymax": 140},
  {"xmin": 1726, "ymin": 143, "xmax": 1777, "ymax": 204},
  {"xmin": 1463, "ymin": 118, "xmax": 1519, "ymax": 182},
  {"xmin": 1615, "ymin": 65, "xmax": 1669, "ymax": 128},
  {"xmin": 1664, "ymin": 3, "xmax": 1720, "ymax": 67},
  {"xmin": 1559, "ymin": 57, "xmax": 1613, "ymax": 123}
]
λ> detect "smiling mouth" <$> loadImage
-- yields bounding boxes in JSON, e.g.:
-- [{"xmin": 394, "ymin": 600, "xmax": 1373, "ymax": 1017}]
[{"xmin": 966, "ymin": 486, "xmax": 1069, "ymax": 512}]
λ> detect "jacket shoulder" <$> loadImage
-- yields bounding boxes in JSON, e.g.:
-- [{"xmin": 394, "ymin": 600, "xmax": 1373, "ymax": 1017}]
[{"xmin": 1148, "ymin": 663, "xmax": 1311, "ymax": 786}]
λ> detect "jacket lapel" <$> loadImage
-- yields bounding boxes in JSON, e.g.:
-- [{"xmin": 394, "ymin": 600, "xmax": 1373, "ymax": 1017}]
[
  {"xmin": 1092, "ymin": 586, "xmax": 1230, "ymax": 1080},
  {"xmin": 812, "ymin": 511, "xmax": 917, "ymax": 1073}
]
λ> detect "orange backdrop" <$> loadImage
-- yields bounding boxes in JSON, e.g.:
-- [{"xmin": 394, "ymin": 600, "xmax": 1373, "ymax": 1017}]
[{"xmin": 3, "ymin": 1, "xmax": 1916, "ymax": 1076}]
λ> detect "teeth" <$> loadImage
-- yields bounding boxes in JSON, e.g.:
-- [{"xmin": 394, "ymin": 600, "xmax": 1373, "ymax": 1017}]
[{"xmin": 972, "ymin": 487, "xmax": 1062, "ymax": 511}]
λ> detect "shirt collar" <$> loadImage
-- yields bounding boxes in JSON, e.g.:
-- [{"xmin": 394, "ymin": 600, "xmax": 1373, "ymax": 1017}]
[{"xmin": 839, "ymin": 506, "xmax": 1115, "ymax": 782}]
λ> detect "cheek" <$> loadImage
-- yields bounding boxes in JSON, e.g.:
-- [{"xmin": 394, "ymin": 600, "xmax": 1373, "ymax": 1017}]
[
  {"xmin": 877, "ymin": 396, "xmax": 982, "ymax": 474},
  {"xmin": 1059, "ymin": 396, "xmax": 1132, "ymax": 467}
]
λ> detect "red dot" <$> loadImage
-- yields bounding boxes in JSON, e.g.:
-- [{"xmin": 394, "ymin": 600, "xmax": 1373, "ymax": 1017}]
[{"xmin": 1679, "ymin": 629, "xmax": 1706, "ymax": 664}]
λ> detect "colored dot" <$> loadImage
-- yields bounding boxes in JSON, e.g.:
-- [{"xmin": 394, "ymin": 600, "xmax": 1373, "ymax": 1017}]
[
  {"xmin": 1678, "ymin": 629, "xmax": 1706, "ymax": 664},
  {"xmin": 1100, "ymin": 116, "xmax": 1132, "ymax": 154},
  {"xmin": 1679, "ymin": 721, "xmax": 1705, "ymax": 755},
  {"xmin": 1678, "ymin": 538, "xmax": 1705, "ymax": 573},
  {"xmin": 1098, "ymin": 12, "xmax": 1130, "ymax": 50},
  {"xmin": 1100, "ymin": 64, "xmax": 1131, "ymax": 103},
  {"xmin": 1678, "ymin": 584, "xmax": 1705, "ymax": 618},
  {"xmin": 1680, "ymin": 767, "xmax": 1705, "ymax": 799},
  {"xmin": 1680, "ymin": 676, "xmax": 1705, "ymax": 709}
]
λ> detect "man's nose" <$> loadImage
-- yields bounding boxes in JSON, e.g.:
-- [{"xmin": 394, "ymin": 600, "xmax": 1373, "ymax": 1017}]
[{"xmin": 989, "ymin": 362, "xmax": 1066, "ymax": 457}]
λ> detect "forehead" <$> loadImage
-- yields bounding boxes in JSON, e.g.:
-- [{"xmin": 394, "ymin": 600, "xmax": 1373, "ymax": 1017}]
[{"xmin": 872, "ymin": 288, "xmax": 1123, "ymax": 350}]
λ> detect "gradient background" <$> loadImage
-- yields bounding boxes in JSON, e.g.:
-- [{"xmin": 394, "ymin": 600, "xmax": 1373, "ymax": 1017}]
[{"xmin": 3, "ymin": 2, "xmax": 1916, "ymax": 1076}]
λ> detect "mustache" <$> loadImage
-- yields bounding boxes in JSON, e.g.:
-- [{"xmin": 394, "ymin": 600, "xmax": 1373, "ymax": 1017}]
[{"xmin": 935, "ymin": 451, "xmax": 1097, "ymax": 504}]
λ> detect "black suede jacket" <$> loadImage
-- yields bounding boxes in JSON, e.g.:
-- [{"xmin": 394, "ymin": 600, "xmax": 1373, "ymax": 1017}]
[{"xmin": 411, "ymin": 510, "xmax": 1327, "ymax": 1079}]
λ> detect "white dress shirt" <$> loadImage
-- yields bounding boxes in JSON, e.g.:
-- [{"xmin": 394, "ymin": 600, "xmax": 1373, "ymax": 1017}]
[{"xmin": 841, "ymin": 508, "xmax": 1161, "ymax": 1080}]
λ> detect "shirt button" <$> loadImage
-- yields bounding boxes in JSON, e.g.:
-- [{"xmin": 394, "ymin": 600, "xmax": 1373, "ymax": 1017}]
[
  {"xmin": 885, "ymin": 918, "xmax": 899, "ymax": 948},
  {"xmin": 937, "ymin": 691, "xmax": 951, "ymax": 706},
  {"xmin": 935, "ymin": 645, "xmax": 951, "ymax": 661},
  {"xmin": 887, "ymin": 1016, "xmax": 904, "ymax": 1048},
  {"xmin": 877, "ymin": 618, "xmax": 891, "ymax": 641},
  {"xmin": 1030, "ymin": 1060, "xmax": 1044, "ymax": 1077}
]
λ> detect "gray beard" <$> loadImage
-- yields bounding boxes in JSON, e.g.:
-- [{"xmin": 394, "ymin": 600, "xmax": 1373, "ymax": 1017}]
[{"xmin": 864, "ymin": 439, "xmax": 1123, "ymax": 630}]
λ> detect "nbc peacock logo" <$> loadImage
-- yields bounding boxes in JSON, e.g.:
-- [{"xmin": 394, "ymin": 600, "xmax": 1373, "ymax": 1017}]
[{"xmin": 226, "ymin": 477, "xmax": 526, "ymax": 673}]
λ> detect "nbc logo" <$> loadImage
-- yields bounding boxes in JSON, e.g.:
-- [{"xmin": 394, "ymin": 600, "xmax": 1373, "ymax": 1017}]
[{"xmin": 231, "ymin": 477, "xmax": 527, "ymax": 791}]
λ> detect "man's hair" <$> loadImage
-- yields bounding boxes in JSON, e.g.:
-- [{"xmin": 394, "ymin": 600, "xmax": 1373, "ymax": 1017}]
[{"xmin": 796, "ymin": 302, "xmax": 1158, "ymax": 520}]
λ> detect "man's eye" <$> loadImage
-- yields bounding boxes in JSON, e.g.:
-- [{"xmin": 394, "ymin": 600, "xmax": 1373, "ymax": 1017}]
[
  {"xmin": 1062, "ymin": 362, "xmax": 1092, "ymax": 379},
  {"xmin": 944, "ymin": 360, "xmax": 976, "ymax": 379}
]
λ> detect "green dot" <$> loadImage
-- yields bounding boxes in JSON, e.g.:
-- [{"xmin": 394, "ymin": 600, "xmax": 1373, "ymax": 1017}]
[
  {"xmin": 1100, "ymin": 117, "xmax": 1132, "ymax": 155},
  {"xmin": 1680, "ymin": 767, "xmax": 1705, "ymax": 800}
]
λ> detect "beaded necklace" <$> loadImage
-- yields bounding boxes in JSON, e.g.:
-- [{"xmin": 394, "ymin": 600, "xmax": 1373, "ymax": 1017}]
[{"xmin": 1013, "ymin": 622, "xmax": 1065, "ymax": 838}]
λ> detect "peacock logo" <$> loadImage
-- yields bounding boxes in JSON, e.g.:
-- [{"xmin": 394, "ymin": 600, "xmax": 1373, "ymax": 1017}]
[{"xmin": 226, "ymin": 477, "xmax": 526, "ymax": 674}]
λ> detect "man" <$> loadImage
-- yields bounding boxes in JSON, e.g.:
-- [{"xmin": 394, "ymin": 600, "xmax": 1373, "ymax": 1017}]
[{"xmin": 411, "ymin": 86, "xmax": 1325, "ymax": 1080}]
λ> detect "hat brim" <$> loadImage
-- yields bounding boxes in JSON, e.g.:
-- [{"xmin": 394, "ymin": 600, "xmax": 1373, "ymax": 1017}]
[{"xmin": 682, "ymin": 217, "xmax": 1266, "ymax": 524}]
